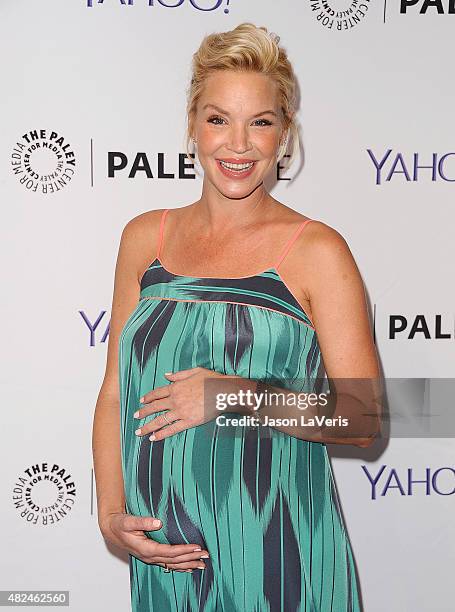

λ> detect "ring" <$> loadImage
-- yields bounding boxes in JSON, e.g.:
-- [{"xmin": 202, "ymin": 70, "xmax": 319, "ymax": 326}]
[
  {"xmin": 162, "ymin": 412, "xmax": 173, "ymax": 426},
  {"xmin": 163, "ymin": 563, "xmax": 172, "ymax": 573}
]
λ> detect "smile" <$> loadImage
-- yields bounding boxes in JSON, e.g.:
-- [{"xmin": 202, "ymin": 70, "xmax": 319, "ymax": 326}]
[{"xmin": 217, "ymin": 160, "xmax": 256, "ymax": 176}]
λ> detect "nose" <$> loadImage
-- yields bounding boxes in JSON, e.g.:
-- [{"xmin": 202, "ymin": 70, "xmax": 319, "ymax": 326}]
[{"xmin": 226, "ymin": 124, "xmax": 252, "ymax": 155}]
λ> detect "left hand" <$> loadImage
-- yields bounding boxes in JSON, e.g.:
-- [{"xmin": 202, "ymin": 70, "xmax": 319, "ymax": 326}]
[{"xmin": 134, "ymin": 367, "xmax": 230, "ymax": 442}]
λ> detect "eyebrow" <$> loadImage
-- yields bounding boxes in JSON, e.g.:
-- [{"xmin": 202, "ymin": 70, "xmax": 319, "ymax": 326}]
[{"xmin": 202, "ymin": 103, "xmax": 278, "ymax": 118}]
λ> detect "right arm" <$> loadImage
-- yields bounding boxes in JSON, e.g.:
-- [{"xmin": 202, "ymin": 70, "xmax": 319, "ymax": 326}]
[
  {"xmin": 92, "ymin": 216, "xmax": 142, "ymax": 533},
  {"xmin": 91, "ymin": 211, "xmax": 209, "ymax": 571}
]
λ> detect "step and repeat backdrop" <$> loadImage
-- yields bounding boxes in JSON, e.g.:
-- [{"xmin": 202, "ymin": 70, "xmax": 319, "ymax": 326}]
[{"xmin": 1, "ymin": 1, "xmax": 453, "ymax": 611}]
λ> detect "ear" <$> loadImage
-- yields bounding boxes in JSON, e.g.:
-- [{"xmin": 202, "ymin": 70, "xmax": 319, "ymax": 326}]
[{"xmin": 187, "ymin": 111, "xmax": 196, "ymax": 142}]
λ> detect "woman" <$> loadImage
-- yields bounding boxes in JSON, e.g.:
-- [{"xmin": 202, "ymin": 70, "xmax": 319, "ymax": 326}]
[{"xmin": 92, "ymin": 22, "xmax": 381, "ymax": 611}]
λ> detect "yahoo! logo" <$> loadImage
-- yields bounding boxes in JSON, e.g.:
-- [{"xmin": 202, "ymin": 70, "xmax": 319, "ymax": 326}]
[
  {"xmin": 362, "ymin": 464, "xmax": 455, "ymax": 499},
  {"xmin": 87, "ymin": 0, "xmax": 231, "ymax": 12},
  {"xmin": 367, "ymin": 149, "xmax": 455, "ymax": 184},
  {"xmin": 80, "ymin": 311, "xmax": 110, "ymax": 346}
]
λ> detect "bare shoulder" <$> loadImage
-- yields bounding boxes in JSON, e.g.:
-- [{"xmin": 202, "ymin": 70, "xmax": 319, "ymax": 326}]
[
  {"xmin": 276, "ymin": 216, "xmax": 362, "ymax": 316},
  {"xmin": 120, "ymin": 208, "xmax": 163, "ymax": 249},
  {"xmin": 292, "ymin": 218, "xmax": 358, "ymax": 277},
  {"xmin": 100, "ymin": 208, "xmax": 166, "ymax": 396},
  {"xmin": 119, "ymin": 209, "xmax": 166, "ymax": 281},
  {"xmin": 288, "ymin": 218, "xmax": 379, "ymax": 385}
]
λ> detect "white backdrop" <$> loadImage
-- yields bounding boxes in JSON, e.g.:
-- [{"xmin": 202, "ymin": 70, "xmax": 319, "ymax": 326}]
[{"xmin": 1, "ymin": 1, "xmax": 454, "ymax": 611}]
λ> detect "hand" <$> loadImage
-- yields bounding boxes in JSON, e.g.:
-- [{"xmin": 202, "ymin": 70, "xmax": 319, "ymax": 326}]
[
  {"xmin": 99, "ymin": 512, "xmax": 209, "ymax": 572},
  {"xmin": 134, "ymin": 366, "xmax": 231, "ymax": 442}
]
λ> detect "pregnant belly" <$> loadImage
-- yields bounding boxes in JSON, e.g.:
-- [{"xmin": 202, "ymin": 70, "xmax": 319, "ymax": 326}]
[
  {"xmin": 123, "ymin": 417, "xmax": 290, "ymax": 549},
  {"xmin": 125, "ymin": 419, "xmax": 242, "ymax": 548}
]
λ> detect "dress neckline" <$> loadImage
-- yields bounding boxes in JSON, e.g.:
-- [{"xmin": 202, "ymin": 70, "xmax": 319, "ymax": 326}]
[
  {"xmin": 155, "ymin": 257, "xmax": 277, "ymax": 281},
  {"xmin": 140, "ymin": 257, "xmax": 315, "ymax": 329}
]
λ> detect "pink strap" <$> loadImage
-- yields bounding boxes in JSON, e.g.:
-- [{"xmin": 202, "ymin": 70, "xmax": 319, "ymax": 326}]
[
  {"xmin": 275, "ymin": 219, "xmax": 313, "ymax": 270},
  {"xmin": 156, "ymin": 208, "xmax": 170, "ymax": 259}
]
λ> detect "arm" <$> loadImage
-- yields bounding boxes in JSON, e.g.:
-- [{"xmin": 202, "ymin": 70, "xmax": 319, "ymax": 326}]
[
  {"xmin": 91, "ymin": 211, "xmax": 212, "ymax": 570},
  {"xmin": 92, "ymin": 214, "xmax": 150, "ymax": 533},
  {"xmin": 227, "ymin": 222, "xmax": 383, "ymax": 447},
  {"xmin": 133, "ymin": 221, "xmax": 382, "ymax": 447}
]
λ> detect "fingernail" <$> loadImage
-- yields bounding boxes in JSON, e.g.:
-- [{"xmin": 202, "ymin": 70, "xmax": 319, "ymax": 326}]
[
  {"xmin": 152, "ymin": 519, "xmax": 161, "ymax": 527},
  {"xmin": 185, "ymin": 569, "xmax": 193, "ymax": 572},
  {"xmin": 135, "ymin": 428, "xmax": 141, "ymax": 435},
  {"xmin": 164, "ymin": 372, "xmax": 173, "ymax": 376},
  {"xmin": 149, "ymin": 434, "xmax": 155, "ymax": 441},
  {"xmin": 197, "ymin": 564, "xmax": 205, "ymax": 569},
  {"xmin": 133, "ymin": 411, "xmax": 139, "ymax": 418},
  {"xmin": 193, "ymin": 548, "xmax": 201, "ymax": 552},
  {"xmin": 139, "ymin": 396, "xmax": 145, "ymax": 403},
  {"xmin": 200, "ymin": 554, "xmax": 209, "ymax": 558}
]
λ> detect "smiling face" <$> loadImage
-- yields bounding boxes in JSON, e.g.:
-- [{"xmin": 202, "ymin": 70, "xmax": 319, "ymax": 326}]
[{"xmin": 190, "ymin": 70, "xmax": 285, "ymax": 199}]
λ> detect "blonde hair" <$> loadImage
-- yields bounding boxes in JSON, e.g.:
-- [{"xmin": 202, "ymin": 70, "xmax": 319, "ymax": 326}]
[{"xmin": 184, "ymin": 22, "xmax": 300, "ymax": 170}]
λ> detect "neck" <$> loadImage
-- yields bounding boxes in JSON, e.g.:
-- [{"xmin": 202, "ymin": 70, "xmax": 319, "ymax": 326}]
[{"xmin": 193, "ymin": 184, "xmax": 272, "ymax": 232}]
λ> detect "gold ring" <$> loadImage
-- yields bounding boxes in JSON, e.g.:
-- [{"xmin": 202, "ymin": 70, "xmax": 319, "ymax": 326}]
[{"xmin": 162, "ymin": 412, "xmax": 173, "ymax": 426}]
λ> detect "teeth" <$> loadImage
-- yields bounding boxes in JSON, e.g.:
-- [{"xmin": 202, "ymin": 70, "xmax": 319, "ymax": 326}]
[{"xmin": 220, "ymin": 160, "xmax": 254, "ymax": 171}]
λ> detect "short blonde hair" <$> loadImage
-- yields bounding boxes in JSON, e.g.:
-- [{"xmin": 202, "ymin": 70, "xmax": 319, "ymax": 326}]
[{"xmin": 184, "ymin": 22, "xmax": 299, "ymax": 170}]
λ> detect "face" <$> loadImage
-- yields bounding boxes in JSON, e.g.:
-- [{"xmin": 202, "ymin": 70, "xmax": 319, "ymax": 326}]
[{"xmin": 190, "ymin": 70, "xmax": 285, "ymax": 199}]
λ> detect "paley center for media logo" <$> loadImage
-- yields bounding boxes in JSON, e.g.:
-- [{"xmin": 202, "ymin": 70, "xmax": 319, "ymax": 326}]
[
  {"xmin": 400, "ymin": 0, "xmax": 455, "ymax": 14},
  {"xmin": 308, "ymin": 0, "xmax": 371, "ymax": 31},
  {"xmin": 12, "ymin": 462, "xmax": 77, "ymax": 526},
  {"xmin": 87, "ymin": 0, "xmax": 232, "ymax": 12},
  {"xmin": 309, "ymin": 0, "xmax": 455, "ymax": 30},
  {"xmin": 104, "ymin": 150, "xmax": 293, "ymax": 182},
  {"xmin": 11, "ymin": 129, "xmax": 76, "ymax": 194},
  {"xmin": 388, "ymin": 314, "xmax": 453, "ymax": 340}
]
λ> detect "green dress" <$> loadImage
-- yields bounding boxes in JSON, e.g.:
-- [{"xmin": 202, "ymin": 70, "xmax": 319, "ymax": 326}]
[{"xmin": 118, "ymin": 208, "xmax": 362, "ymax": 611}]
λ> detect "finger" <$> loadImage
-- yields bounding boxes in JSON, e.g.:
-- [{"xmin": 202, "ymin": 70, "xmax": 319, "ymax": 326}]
[
  {"xmin": 137, "ymin": 542, "xmax": 208, "ymax": 564},
  {"xmin": 153, "ymin": 550, "xmax": 209, "ymax": 564},
  {"xmin": 164, "ymin": 367, "xmax": 201, "ymax": 381},
  {"xmin": 166, "ymin": 560, "xmax": 207, "ymax": 571},
  {"xmin": 152, "ymin": 543, "xmax": 206, "ymax": 557},
  {"xmin": 134, "ymin": 400, "xmax": 172, "ymax": 421},
  {"xmin": 155, "ymin": 562, "xmax": 194, "ymax": 573},
  {"xmin": 122, "ymin": 515, "xmax": 162, "ymax": 532},
  {"xmin": 150, "ymin": 419, "xmax": 196, "ymax": 442},
  {"xmin": 139, "ymin": 385, "xmax": 172, "ymax": 406},
  {"xmin": 135, "ymin": 411, "xmax": 182, "ymax": 437}
]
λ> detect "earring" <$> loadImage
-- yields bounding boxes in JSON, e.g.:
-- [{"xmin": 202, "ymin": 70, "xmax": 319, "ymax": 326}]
[{"xmin": 277, "ymin": 132, "xmax": 289, "ymax": 159}]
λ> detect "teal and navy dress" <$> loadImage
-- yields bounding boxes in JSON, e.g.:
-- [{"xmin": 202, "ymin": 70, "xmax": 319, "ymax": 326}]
[{"xmin": 118, "ymin": 208, "xmax": 362, "ymax": 611}]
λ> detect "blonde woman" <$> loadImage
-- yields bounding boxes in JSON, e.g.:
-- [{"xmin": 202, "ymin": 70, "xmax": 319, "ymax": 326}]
[{"xmin": 93, "ymin": 22, "xmax": 380, "ymax": 611}]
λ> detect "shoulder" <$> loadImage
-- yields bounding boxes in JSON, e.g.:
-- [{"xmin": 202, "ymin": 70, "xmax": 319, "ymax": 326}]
[
  {"xmin": 116, "ymin": 209, "xmax": 167, "ymax": 283},
  {"xmin": 281, "ymin": 216, "xmax": 361, "ymax": 298},
  {"xmin": 120, "ymin": 208, "xmax": 165, "ymax": 244},
  {"xmin": 293, "ymin": 218, "xmax": 355, "ymax": 265}
]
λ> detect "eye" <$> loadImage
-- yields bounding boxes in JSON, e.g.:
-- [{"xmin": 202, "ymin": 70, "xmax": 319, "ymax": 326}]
[
  {"xmin": 207, "ymin": 115, "xmax": 225, "ymax": 125},
  {"xmin": 206, "ymin": 115, "xmax": 274, "ymax": 126},
  {"xmin": 253, "ymin": 118, "xmax": 273, "ymax": 126}
]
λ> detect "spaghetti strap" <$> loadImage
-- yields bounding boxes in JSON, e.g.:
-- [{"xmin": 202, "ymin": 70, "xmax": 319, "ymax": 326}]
[
  {"xmin": 274, "ymin": 218, "xmax": 313, "ymax": 270},
  {"xmin": 156, "ymin": 208, "xmax": 170, "ymax": 260}
]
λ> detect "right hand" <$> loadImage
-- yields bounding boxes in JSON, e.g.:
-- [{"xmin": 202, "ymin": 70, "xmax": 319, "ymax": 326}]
[{"xmin": 100, "ymin": 512, "xmax": 209, "ymax": 572}]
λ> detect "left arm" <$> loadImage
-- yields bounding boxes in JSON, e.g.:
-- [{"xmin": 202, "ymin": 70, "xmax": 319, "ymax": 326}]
[
  {"xmin": 226, "ymin": 222, "xmax": 383, "ymax": 447},
  {"xmin": 135, "ymin": 223, "xmax": 383, "ymax": 447}
]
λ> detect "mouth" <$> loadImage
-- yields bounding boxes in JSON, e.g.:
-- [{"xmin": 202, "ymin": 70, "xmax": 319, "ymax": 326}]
[{"xmin": 216, "ymin": 159, "xmax": 256, "ymax": 177}]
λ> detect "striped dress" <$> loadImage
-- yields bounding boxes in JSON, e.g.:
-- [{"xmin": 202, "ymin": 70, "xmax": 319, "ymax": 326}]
[{"xmin": 118, "ymin": 208, "xmax": 362, "ymax": 611}]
